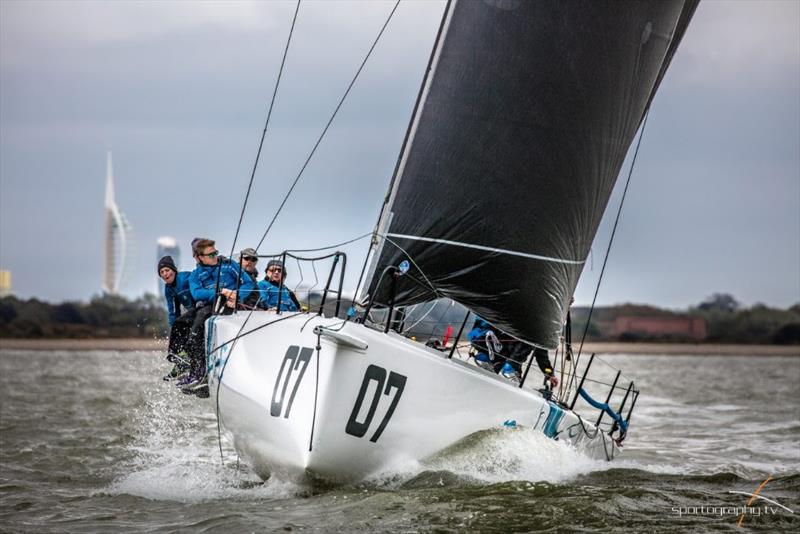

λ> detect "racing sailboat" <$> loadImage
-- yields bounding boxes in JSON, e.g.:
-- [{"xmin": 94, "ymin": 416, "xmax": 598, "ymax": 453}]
[{"xmin": 206, "ymin": 0, "xmax": 698, "ymax": 482}]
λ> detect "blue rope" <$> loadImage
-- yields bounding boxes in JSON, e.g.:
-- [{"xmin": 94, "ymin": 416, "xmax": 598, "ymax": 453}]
[{"xmin": 578, "ymin": 388, "xmax": 628, "ymax": 433}]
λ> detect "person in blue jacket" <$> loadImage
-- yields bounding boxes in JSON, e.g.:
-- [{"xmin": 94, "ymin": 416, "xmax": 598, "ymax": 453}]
[
  {"xmin": 258, "ymin": 260, "xmax": 301, "ymax": 312},
  {"xmin": 468, "ymin": 316, "xmax": 558, "ymax": 387},
  {"xmin": 236, "ymin": 247, "xmax": 263, "ymax": 309},
  {"xmin": 188, "ymin": 238, "xmax": 255, "ymax": 307},
  {"xmin": 179, "ymin": 238, "xmax": 256, "ymax": 395},
  {"xmin": 159, "ymin": 255, "xmax": 194, "ymax": 326},
  {"xmin": 158, "ymin": 255, "xmax": 196, "ymax": 380}
]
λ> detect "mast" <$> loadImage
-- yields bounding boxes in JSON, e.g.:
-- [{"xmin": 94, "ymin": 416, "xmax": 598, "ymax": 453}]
[{"xmin": 360, "ymin": 0, "xmax": 455, "ymax": 301}]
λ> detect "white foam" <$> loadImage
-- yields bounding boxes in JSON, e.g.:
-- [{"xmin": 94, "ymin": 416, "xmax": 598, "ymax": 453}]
[
  {"xmin": 107, "ymin": 460, "xmax": 299, "ymax": 502},
  {"xmin": 368, "ymin": 427, "xmax": 612, "ymax": 486},
  {"xmin": 106, "ymin": 380, "xmax": 306, "ymax": 502},
  {"xmin": 111, "ymin": 371, "xmax": 687, "ymax": 495}
]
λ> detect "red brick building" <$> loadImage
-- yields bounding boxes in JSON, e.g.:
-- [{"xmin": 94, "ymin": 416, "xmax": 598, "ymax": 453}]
[{"xmin": 612, "ymin": 316, "xmax": 707, "ymax": 340}]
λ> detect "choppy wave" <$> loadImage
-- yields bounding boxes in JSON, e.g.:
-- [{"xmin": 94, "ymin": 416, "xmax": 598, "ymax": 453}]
[{"xmin": 3, "ymin": 350, "xmax": 799, "ymax": 533}]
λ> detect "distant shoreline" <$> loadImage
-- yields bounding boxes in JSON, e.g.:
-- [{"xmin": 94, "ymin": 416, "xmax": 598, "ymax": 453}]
[
  {"xmin": 0, "ymin": 338, "xmax": 167, "ymax": 351},
  {"xmin": 0, "ymin": 338, "xmax": 797, "ymax": 356}
]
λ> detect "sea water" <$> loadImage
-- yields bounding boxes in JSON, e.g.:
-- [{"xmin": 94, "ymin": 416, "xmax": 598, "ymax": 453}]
[{"xmin": 1, "ymin": 350, "xmax": 798, "ymax": 532}]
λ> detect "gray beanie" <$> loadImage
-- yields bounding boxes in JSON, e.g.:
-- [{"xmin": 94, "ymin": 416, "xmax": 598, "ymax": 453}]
[
  {"xmin": 157, "ymin": 255, "xmax": 177, "ymax": 274},
  {"xmin": 265, "ymin": 259, "xmax": 286, "ymax": 277}
]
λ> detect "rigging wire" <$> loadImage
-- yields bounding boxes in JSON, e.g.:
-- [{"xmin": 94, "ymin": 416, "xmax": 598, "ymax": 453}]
[
  {"xmin": 567, "ymin": 109, "xmax": 652, "ymax": 399},
  {"xmin": 280, "ymin": 232, "xmax": 371, "ymax": 254},
  {"xmin": 399, "ymin": 300, "xmax": 440, "ymax": 333},
  {"xmin": 348, "ymin": 234, "xmax": 381, "ymax": 312},
  {"xmin": 228, "ymin": 0, "xmax": 301, "ymax": 259},
  {"xmin": 255, "ymin": 0, "xmax": 402, "ymax": 251},
  {"xmin": 213, "ymin": 293, "xmax": 264, "ymax": 462},
  {"xmin": 214, "ymin": 1, "xmax": 301, "ymax": 462},
  {"xmin": 380, "ymin": 234, "xmax": 440, "ymax": 297},
  {"xmin": 211, "ymin": 294, "xmax": 353, "ymax": 462},
  {"xmin": 348, "ymin": 232, "xmax": 442, "ymax": 326}
]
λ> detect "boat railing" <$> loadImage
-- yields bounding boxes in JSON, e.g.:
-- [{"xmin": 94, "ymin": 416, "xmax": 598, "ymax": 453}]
[
  {"xmin": 359, "ymin": 278, "xmax": 639, "ymax": 441},
  {"xmin": 238, "ymin": 250, "xmax": 349, "ymax": 318},
  {"xmin": 558, "ymin": 353, "xmax": 638, "ymax": 442},
  {"xmin": 420, "ymin": 319, "xmax": 640, "ymax": 441}
]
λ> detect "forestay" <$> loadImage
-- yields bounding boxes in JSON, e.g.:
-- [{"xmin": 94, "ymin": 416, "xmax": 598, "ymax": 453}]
[{"xmin": 363, "ymin": 0, "xmax": 699, "ymax": 349}]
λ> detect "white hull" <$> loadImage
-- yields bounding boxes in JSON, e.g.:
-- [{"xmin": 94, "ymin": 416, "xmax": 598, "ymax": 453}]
[{"xmin": 207, "ymin": 312, "xmax": 619, "ymax": 482}]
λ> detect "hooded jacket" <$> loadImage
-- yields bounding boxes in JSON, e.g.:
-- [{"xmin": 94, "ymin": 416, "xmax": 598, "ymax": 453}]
[
  {"xmin": 164, "ymin": 271, "xmax": 195, "ymax": 326},
  {"xmin": 189, "ymin": 258, "xmax": 255, "ymax": 304}
]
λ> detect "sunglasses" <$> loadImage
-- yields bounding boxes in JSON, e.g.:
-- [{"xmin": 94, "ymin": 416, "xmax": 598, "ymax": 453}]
[
  {"xmin": 200, "ymin": 250, "xmax": 219, "ymax": 258},
  {"xmin": 267, "ymin": 267, "xmax": 283, "ymax": 273},
  {"xmin": 242, "ymin": 256, "xmax": 258, "ymax": 262}
]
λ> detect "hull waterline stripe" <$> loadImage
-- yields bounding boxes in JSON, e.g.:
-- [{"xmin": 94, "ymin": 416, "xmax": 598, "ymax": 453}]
[{"xmin": 385, "ymin": 233, "xmax": 586, "ymax": 265}]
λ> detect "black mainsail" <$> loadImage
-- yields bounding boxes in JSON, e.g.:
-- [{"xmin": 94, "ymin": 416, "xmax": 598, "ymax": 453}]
[{"xmin": 364, "ymin": 0, "xmax": 699, "ymax": 349}]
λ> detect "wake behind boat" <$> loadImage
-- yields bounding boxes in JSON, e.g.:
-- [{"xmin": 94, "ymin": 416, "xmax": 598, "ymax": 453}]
[{"xmin": 198, "ymin": 0, "xmax": 699, "ymax": 482}]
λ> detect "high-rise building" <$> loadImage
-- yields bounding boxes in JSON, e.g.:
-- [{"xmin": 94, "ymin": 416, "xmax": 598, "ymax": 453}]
[
  {"xmin": 156, "ymin": 236, "xmax": 180, "ymax": 296},
  {"xmin": 0, "ymin": 270, "xmax": 11, "ymax": 298},
  {"xmin": 103, "ymin": 151, "xmax": 135, "ymax": 295}
]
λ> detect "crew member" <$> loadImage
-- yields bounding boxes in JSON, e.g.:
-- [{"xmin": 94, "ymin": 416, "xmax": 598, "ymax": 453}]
[
  {"xmin": 237, "ymin": 247, "xmax": 262, "ymax": 308},
  {"xmin": 258, "ymin": 260, "xmax": 301, "ymax": 312},
  {"xmin": 180, "ymin": 238, "xmax": 255, "ymax": 395},
  {"xmin": 468, "ymin": 316, "xmax": 558, "ymax": 386},
  {"xmin": 157, "ymin": 255, "xmax": 195, "ymax": 380}
]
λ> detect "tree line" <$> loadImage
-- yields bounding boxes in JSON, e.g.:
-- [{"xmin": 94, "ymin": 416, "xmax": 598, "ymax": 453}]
[
  {"xmin": 570, "ymin": 294, "xmax": 800, "ymax": 345},
  {"xmin": 0, "ymin": 294, "xmax": 166, "ymax": 339},
  {"xmin": 0, "ymin": 292, "xmax": 798, "ymax": 344}
]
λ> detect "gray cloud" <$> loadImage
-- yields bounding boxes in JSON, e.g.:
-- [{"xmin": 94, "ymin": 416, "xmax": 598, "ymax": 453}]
[{"xmin": 1, "ymin": 0, "xmax": 797, "ymax": 309}]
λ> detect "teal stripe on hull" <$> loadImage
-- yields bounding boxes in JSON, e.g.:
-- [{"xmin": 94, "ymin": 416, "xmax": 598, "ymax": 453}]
[{"xmin": 543, "ymin": 404, "xmax": 564, "ymax": 438}]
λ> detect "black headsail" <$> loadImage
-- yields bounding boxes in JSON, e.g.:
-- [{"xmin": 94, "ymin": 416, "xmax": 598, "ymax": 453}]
[{"xmin": 363, "ymin": 0, "xmax": 698, "ymax": 349}]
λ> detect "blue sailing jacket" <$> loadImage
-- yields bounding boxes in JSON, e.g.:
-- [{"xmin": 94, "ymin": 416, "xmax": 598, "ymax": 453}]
[
  {"xmin": 164, "ymin": 271, "xmax": 195, "ymax": 326},
  {"xmin": 258, "ymin": 279, "xmax": 300, "ymax": 311},
  {"xmin": 468, "ymin": 317, "xmax": 495, "ymax": 359},
  {"xmin": 468, "ymin": 316, "xmax": 549, "ymax": 373},
  {"xmin": 189, "ymin": 259, "xmax": 255, "ymax": 304}
]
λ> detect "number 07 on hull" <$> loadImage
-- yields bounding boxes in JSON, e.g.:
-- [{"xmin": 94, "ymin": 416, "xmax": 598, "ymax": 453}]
[{"xmin": 207, "ymin": 312, "xmax": 618, "ymax": 483}]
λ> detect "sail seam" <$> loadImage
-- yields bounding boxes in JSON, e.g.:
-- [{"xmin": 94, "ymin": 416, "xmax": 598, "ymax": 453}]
[{"xmin": 385, "ymin": 233, "xmax": 585, "ymax": 265}]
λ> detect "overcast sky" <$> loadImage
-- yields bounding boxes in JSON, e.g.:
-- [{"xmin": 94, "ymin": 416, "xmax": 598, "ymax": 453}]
[{"xmin": 1, "ymin": 0, "xmax": 798, "ymax": 310}]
